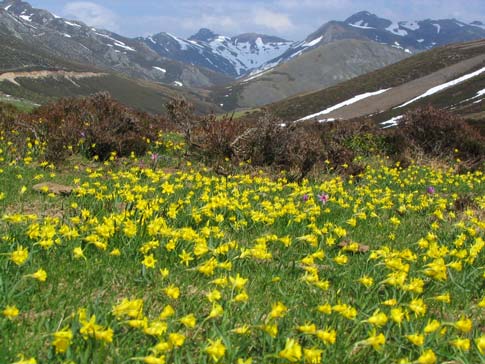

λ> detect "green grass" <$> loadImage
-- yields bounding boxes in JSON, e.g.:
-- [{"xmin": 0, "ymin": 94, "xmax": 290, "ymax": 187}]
[
  {"xmin": 0, "ymin": 95, "xmax": 38, "ymax": 113},
  {"xmin": 0, "ymin": 131, "xmax": 484, "ymax": 364}
]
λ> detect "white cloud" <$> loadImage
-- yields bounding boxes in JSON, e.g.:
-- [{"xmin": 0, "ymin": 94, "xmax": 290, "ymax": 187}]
[
  {"xmin": 62, "ymin": 2, "xmax": 119, "ymax": 31},
  {"xmin": 253, "ymin": 9, "xmax": 295, "ymax": 32}
]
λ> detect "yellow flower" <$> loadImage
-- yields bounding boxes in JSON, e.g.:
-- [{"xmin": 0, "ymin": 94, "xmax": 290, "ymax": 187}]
[
  {"xmin": 112, "ymin": 298, "xmax": 144, "ymax": 319},
  {"xmin": 73, "ymin": 247, "xmax": 86, "ymax": 260},
  {"xmin": 316, "ymin": 329, "xmax": 337, "ymax": 345},
  {"xmin": 159, "ymin": 305, "xmax": 175, "ymax": 320},
  {"xmin": 416, "ymin": 349, "xmax": 436, "ymax": 364},
  {"xmin": 390, "ymin": 307, "xmax": 406, "ymax": 325},
  {"xmin": 366, "ymin": 310, "xmax": 388, "ymax": 327},
  {"xmin": 278, "ymin": 338, "xmax": 302, "ymax": 363},
  {"xmin": 450, "ymin": 337, "xmax": 470, "ymax": 351},
  {"xmin": 358, "ymin": 275, "xmax": 374, "ymax": 288},
  {"xmin": 205, "ymin": 338, "xmax": 226, "ymax": 362},
  {"xmin": 52, "ymin": 328, "xmax": 73, "ymax": 354},
  {"xmin": 261, "ymin": 323, "xmax": 278, "ymax": 338},
  {"xmin": 454, "ymin": 317, "xmax": 472, "ymax": 333},
  {"xmin": 2, "ymin": 305, "xmax": 19, "ymax": 319},
  {"xmin": 179, "ymin": 249, "xmax": 193, "ymax": 266},
  {"xmin": 333, "ymin": 253, "xmax": 348, "ymax": 265},
  {"xmin": 303, "ymin": 347, "xmax": 323, "ymax": 364},
  {"xmin": 233, "ymin": 291, "xmax": 249, "ymax": 302},
  {"xmin": 180, "ymin": 314, "xmax": 197, "ymax": 328},
  {"xmin": 424, "ymin": 319, "xmax": 441, "ymax": 334},
  {"xmin": 475, "ymin": 336, "xmax": 485, "ymax": 354},
  {"xmin": 316, "ymin": 304, "xmax": 332, "ymax": 314},
  {"xmin": 382, "ymin": 298, "xmax": 397, "ymax": 306},
  {"xmin": 297, "ymin": 323, "xmax": 317, "ymax": 334},
  {"xmin": 110, "ymin": 248, "xmax": 121, "ymax": 256},
  {"xmin": 12, "ymin": 354, "xmax": 37, "ymax": 364},
  {"xmin": 231, "ymin": 325, "xmax": 251, "ymax": 335},
  {"xmin": 269, "ymin": 301, "xmax": 288, "ymax": 319},
  {"xmin": 10, "ymin": 246, "xmax": 29, "ymax": 266},
  {"xmin": 237, "ymin": 358, "xmax": 252, "ymax": 364},
  {"xmin": 142, "ymin": 254, "xmax": 157, "ymax": 269},
  {"xmin": 208, "ymin": 304, "xmax": 224, "ymax": 319},
  {"xmin": 29, "ymin": 268, "xmax": 47, "ymax": 282},
  {"xmin": 168, "ymin": 332, "xmax": 185, "ymax": 348},
  {"xmin": 142, "ymin": 355, "xmax": 166, "ymax": 364},
  {"xmin": 229, "ymin": 274, "xmax": 248, "ymax": 290},
  {"xmin": 408, "ymin": 298, "xmax": 427, "ymax": 316},
  {"xmin": 406, "ymin": 333, "xmax": 424, "ymax": 346},
  {"xmin": 159, "ymin": 268, "xmax": 169, "ymax": 278},
  {"xmin": 163, "ymin": 285, "xmax": 180, "ymax": 300},
  {"xmin": 433, "ymin": 293, "xmax": 451, "ymax": 304},
  {"xmin": 362, "ymin": 332, "xmax": 386, "ymax": 351}
]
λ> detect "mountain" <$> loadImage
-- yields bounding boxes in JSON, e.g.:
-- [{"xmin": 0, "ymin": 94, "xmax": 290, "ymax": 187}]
[
  {"xmin": 262, "ymin": 38, "xmax": 485, "ymax": 127},
  {"xmin": 250, "ymin": 11, "xmax": 485, "ymax": 77},
  {"xmin": 0, "ymin": 0, "xmax": 230, "ymax": 88},
  {"xmin": 210, "ymin": 39, "xmax": 408, "ymax": 110},
  {"xmin": 142, "ymin": 29, "xmax": 293, "ymax": 78},
  {"xmin": 0, "ymin": 5, "xmax": 220, "ymax": 114}
]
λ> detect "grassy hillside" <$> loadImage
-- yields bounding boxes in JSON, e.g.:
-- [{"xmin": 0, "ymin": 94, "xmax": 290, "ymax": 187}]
[
  {"xmin": 265, "ymin": 39, "xmax": 485, "ymax": 121},
  {"xmin": 0, "ymin": 72, "xmax": 219, "ymax": 115}
]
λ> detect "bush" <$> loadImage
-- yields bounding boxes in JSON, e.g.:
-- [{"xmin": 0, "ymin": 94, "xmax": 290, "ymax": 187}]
[
  {"xmin": 396, "ymin": 106, "xmax": 484, "ymax": 160},
  {"xmin": 16, "ymin": 92, "xmax": 173, "ymax": 162}
]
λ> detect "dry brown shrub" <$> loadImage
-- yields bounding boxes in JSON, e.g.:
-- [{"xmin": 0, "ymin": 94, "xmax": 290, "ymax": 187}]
[{"xmin": 15, "ymin": 92, "xmax": 173, "ymax": 162}]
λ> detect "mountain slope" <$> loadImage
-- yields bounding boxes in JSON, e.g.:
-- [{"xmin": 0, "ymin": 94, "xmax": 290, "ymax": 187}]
[
  {"xmin": 264, "ymin": 39, "xmax": 485, "ymax": 125},
  {"xmin": 0, "ymin": 0, "xmax": 230, "ymax": 88},
  {"xmin": 142, "ymin": 29, "xmax": 292, "ymax": 77},
  {"xmin": 211, "ymin": 39, "xmax": 408, "ymax": 110}
]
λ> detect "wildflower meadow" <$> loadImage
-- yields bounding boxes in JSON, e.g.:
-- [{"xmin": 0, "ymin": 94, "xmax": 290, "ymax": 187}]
[{"xmin": 0, "ymin": 130, "xmax": 484, "ymax": 364}]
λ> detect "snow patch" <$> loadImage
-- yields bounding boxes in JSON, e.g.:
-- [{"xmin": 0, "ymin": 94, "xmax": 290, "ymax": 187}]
[
  {"xmin": 349, "ymin": 20, "xmax": 375, "ymax": 29},
  {"xmin": 63, "ymin": 33, "xmax": 72, "ymax": 38},
  {"xmin": 4, "ymin": 4, "xmax": 12, "ymax": 10},
  {"xmin": 64, "ymin": 20, "xmax": 81, "ymax": 27},
  {"xmin": 304, "ymin": 36, "xmax": 323, "ymax": 47},
  {"xmin": 386, "ymin": 21, "xmax": 408, "ymax": 36},
  {"xmin": 381, "ymin": 115, "xmax": 403, "ymax": 128},
  {"xmin": 153, "ymin": 66, "xmax": 166, "ymax": 73},
  {"xmin": 417, "ymin": 39, "xmax": 425, "ymax": 43},
  {"xmin": 299, "ymin": 88, "xmax": 391, "ymax": 121},
  {"xmin": 400, "ymin": 21, "xmax": 420, "ymax": 31},
  {"xmin": 397, "ymin": 66, "xmax": 485, "ymax": 108},
  {"xmin": 19, "ymin": 14, "xmax": 33, "ymax": 22},
  {"xmin": 432, "ymin": 23, "xmax": 441, "ymax": 33},
  {"xmin": 172, "ymin": 81, "xmax": 183, "ymax": 87}
]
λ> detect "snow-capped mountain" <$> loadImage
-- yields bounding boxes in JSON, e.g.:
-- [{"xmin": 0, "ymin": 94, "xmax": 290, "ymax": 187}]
[
  {"xmin": 142, "ymin": 29, "xmax": 293, "ymax": 77},
  {"xmin": 248, "ymin": 11, "xmax": 485, "ymax": 78},
  {"xmin": 0, "ymin": 0, "xmax": 230, "ymax": 88}
]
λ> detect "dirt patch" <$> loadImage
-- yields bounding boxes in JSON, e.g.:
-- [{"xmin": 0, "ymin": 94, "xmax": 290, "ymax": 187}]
[{"xmin": 0, "ymin": 70, "xmax": 106, "ymax": 87}]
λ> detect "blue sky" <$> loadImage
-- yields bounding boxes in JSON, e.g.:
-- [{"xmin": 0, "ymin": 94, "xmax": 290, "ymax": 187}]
[{"xmin": 29, "ymin": 0, "xmax": 485, "ymax": 41}]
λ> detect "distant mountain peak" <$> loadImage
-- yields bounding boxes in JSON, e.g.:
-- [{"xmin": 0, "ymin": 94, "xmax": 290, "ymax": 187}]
[
  {"xmin": 189, "ymin": 28, "xmax": 218, "ymax": 42},
  {"xmin": 344, "ymin": 11, "xmax": 392, "ymax": 29}
]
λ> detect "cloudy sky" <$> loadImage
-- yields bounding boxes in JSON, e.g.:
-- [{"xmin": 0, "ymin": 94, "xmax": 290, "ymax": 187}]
[{"xmin": 29, "ymin": 0, "xmax": 485, "ymax": 41}]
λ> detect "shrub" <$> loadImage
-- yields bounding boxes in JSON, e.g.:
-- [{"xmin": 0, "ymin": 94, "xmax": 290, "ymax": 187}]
[
  {"xmin": 16, "ymin": 92, "xmax": 173, "ymax": 162},
  {"xmin": 396, "ymin": 106, "xmax": 484, "ymax": 160}
]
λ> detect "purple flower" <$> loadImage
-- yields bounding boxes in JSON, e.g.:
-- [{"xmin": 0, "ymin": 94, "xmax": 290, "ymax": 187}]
[
  {"xmin": 151, "ymin": 153, "xmax": 159, "ymax": 161},
  {"xmin": 427, "ymin": 186, "xmax": 435, "ymax": 195},
  {"xmin": 302, "ymin": 194, "xmax": 309, "ymax": 202},
  {"xmin": 317, "ymin": 193, "xmax": 329, "ymax": 204}
]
